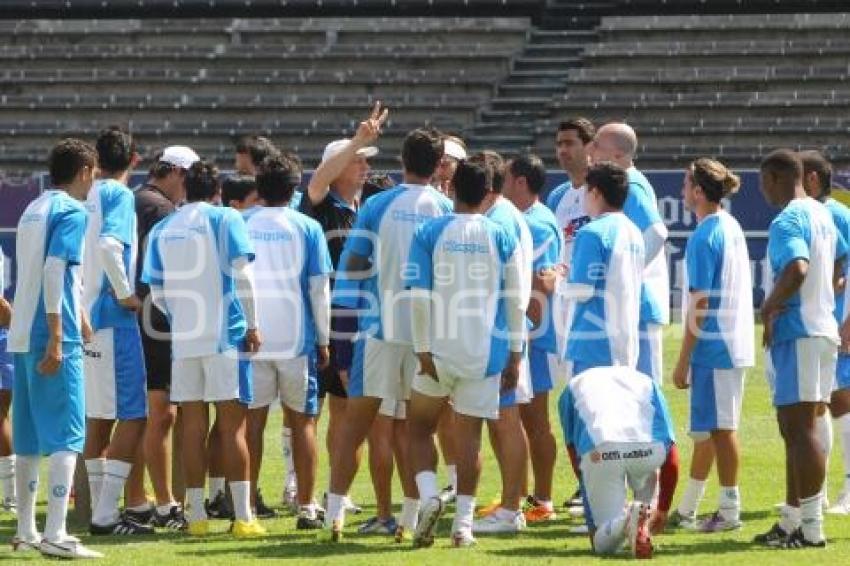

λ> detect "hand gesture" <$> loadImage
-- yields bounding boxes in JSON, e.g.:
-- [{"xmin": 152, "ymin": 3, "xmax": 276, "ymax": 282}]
[{"xmin": 353, "ymin": 101, "xmax": 389, "ymax": 147}]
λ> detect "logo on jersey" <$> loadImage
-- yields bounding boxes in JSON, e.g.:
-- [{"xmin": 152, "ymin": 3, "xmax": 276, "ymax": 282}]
[
  {"xmin": 249, "ymin": 229, "xmax": 293, "ymax": 242},
  {"xmin": 392, "ymin": 210, "xmax": 433, "ymax": 224},
  {"xmin": 564, "ymin": 216, "xmax": 591, "ymax": 242},
  {"xmin": 442, "ymin": 240, "xmax": 489, "ymax": 254}
]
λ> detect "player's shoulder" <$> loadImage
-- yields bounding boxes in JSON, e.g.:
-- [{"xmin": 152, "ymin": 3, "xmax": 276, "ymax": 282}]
[
  {"xmin": 545, "ymin": 181, "xmax": 571, "ymax": 210},
  {"xmin": 50, "ymin": 191, "xmax": 87, "ymax": 220}
]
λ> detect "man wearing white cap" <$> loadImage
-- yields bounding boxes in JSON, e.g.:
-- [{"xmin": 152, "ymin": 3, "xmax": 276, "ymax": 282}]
[
  {"xmin": 134, "ymin": 145, "xmax": 199, "ymax": 528},
  {"xmin": 435, "ymin": 136, "xmax": 467, "ymax": 197}
]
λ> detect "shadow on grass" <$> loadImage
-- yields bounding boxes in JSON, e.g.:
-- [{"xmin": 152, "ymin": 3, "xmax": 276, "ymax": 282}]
[{"xmin": 172, "ymin": 537, "xmax": 408, "ymax": 559}]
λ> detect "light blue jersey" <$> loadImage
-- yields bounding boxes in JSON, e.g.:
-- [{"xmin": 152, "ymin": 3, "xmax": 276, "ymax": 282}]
[
  {"xmin": 247, "ymin": 206, "xmax": 332, "ymax": 359},
  {"xmin": 406, "ymin": 213, "xmax": 519, "ymax": 378},
  {"xmin": 485, "ymin": 198, "xmax": 533, "ymax": 313},
  {"xmin": 685, "ymin": 210, "xmax": 755, "ymax": 369},
  {"xmin": 82, "ymin": 179, "xmax": 139, "ymax": 331},
  {"xmin": 524, "ymin": 202, "xmax": 563, "ymax": 354},
  {"xmin": 334, "ymin": 184, "xmax": 453, "ymax": 344},
  {"xmin": 825, "ymin": 198, "xmax": 850, "ymax": 324},
  {"xmin": 566, "ymin": 212, "xmax": 644, "ymax": 368},
  {"xmin": 7, "ymin": 190, "xmax": 87, "ymax": 353},
  {"xmin": 559, "ymin": 365, "xmax": 675, "ymax": 456},
  {"xmin": 767, "ymin": 197, "xmax": 847, "ymax": 344},
  {"xmin": 142, "ymin": 202, "xmax": 255, "ymax": 358}
]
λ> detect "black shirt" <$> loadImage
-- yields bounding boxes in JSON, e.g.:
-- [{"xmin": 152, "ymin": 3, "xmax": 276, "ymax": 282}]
[{"xmin": 134, "ymin": 183, "xmax": 175, "ymax": 333}]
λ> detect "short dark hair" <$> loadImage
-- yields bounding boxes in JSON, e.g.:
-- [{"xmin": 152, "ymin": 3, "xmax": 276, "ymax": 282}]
[
  {"xmin": 402, "ymin": 128, "xmax": 444, "ymax": 178},
  {"xmin": 558, "ymin": 117, "xmax": 596, "ymax": 144},
  {"xmin": 48, "ymin": 138, "xmax": 97, "ymax": 186},
  {"xmin": 508, "ymin": 153, "xmax": 547, "ymax": 194},
  {"xmin": 95, "ymin": 126, "xmax": 135, "ymax": 175},
  {"xmin": 222, "ymin": 175, "xmax": 258, "ymax": 206},
  {"xmin": 760, "ymin": 149, "xmax": 803, "ymax": 182},
  {"xmin": 236, "ymin": 135, "xmax": 280, "ymax": 167},
  {"xmin": 184, "ymin": 160, "xmax": 220, "ymax": 202},
  {"xmin": 452, "ymin": 160, "xmax": 491, "ymax": 207},
  {"xmin": 256, "ymin": 154, "xmax": 302, "ymax": 206},
  {"xmin": 799, "ymin": 150, "xmax": 832, "ymax": 195},
  {"xmin": 468, "ymin": 151, "xmax": 504, "ymax": 193},
  {"xmin": 586, "ymin": 161, "xmax": 628, "ymax": 209}
]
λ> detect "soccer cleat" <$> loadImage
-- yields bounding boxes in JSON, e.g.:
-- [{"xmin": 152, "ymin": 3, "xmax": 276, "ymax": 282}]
[
  {"xmin": 564, "ymin": 488, "xmax": 583, "ymax": 509},
  {"xmin": 624, "ymin": 502, "xmax": 652, "ymax": 559},
  {"xmin": 440, "ymin": 484, "xmax": 457, "ymax": 504},
  {"xmin": 754, "ymin": 522, "xmax": 790, "ymax": 547},
  {"xmin": 2, "ymin": 496, "xmax": 17, "ymax": 515},
  {"xmin": 476, "ymin": 497, "xmax": 502, "ymax": 518},
  {"xmin": 90, "ymin": 516, "xmax": 155, "ymax": 536},
  {"xmin": 317, "ymin": 520, "xmax": 343, "ymax": 543},
  {"xmin": 523, "ymin": 497, "xmax": 557, "ymax": 523},
  {"xmin": 358, "ymin": 516, "xmax": 399, "ymax": 535},
  {"xmin": 826, "ymin": 491, "xmax": 850, "ymax": 515},
  {"xmin": 413, "ymin": 496, "xmax": 445, "ymax": 549},
  {"xmin": 472, "ymin": 509, "xmax": 524, "ymax": 534},
  {"xmin": 255, "ymin": 490, "xmax": 278, "ymax": 520},
  {"xmin": 122, "ymin": 505, "xmax": 154, "ymax": 526},
  {"xmin": 152, "ymin": 505, "xmax": 189, "ymax": 531},
  {"xmin": 187, "ymin": 519, "xmax": 210, "ymax": 537},
  {"xmin": 206, "ymin": 492, "xmax": 234, "ymax": 520},
  {"xmin": 781, "ymin": 527, "xmax": 826, "ymax": 549},
  {"xmin": 11, "ymin": 536, "xmax": 41, "ymax": 553},
  {"xmin": 40, "ymin": 536, "xmax": 104, "ymax": 559},
  {"xmin": 296, "ymin": 507, "xmax": 324, "ymax": 530},
  {"xmin": 666, "ymin": 509, "xmax": 699, "ymax": 530},
  {"xmin": 343, "ymin": 496, "xmax": 362, "ymax": 515},
  {"xmin": 698, "ymin": 511, "xmax": 742, "ymax": 533},
  {"xmin": 568, "ymin": 505, "xmax": 585, "ymax": 518},
  {"xmin": 451, "ymin": 529, "xmax": 476, "ymax": 548},
  {"xmin": 232, "ymin": 519, "xmax": 267, "ymax": 538}
]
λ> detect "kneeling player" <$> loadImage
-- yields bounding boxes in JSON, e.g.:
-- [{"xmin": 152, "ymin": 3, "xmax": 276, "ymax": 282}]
[{"xmin": 559, "ymin": 366, "xmax": 678, "ymax": 558}]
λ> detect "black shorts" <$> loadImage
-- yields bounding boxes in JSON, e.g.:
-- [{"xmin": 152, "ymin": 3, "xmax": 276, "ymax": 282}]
[
  {"xmin": 318, "ymin": 352, "xmax": 347, "ymax": 399},
  {"xmin": 141, "ymin": 332, "xmax": 172, "ymax": 391}
]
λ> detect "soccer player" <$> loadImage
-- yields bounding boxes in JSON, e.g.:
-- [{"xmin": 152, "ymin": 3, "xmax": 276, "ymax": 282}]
[
  {"xmin": 559, "ymin": 365, "xmax": 679, "ymax": 558},
  {"xmin": 323, "ymin": 127, "xmax": 453, "ymax": 541},
  {"xmin": 222, "ymin": 174, "xmax": 261, "ymax": 212},
  {"xmin": 466, "ymin": 151, "xmax": 533, "ymax": 533},
  {"xmin": 7, "ymin": 139, "xmax": 103, "ymax": 558},
  {"xmin": 434, "ymin": 135, "xmax": 467, "ymax": 197},
  {"xmin": 142, "ymin": 160, "xmax": 265, "ymax": 538},
  {"xmin": 798, "ymin": 151, "xmax": 850, "ymax": 515},
  {"xmin": 669, "ymin": 159, "xmax": 754, "ymax": 532},
  {"xmin": 755, "ymin": 149, "xmax": 845, "ymax": 548},
  {"xmin": 564, "ymin": 162, "xmax": 644, "ymax": 374},
  {"xmin": 135, "ymin": 146, "xmax": 198, "ymax": 529},
  {"xmin": 0, "ymin": 249, "xmax": 16, "ymax": 514},
  {"xmin": 407, "ymin": 159, "xmax": 525, "ymax": 548},
  {"xmin": 82, "ymin": 127, "xmax": 155, "ymax": 536},
  {"xmin": 590, "ymin": 123, "xmax": 669, "ymax": 383},
  {"xmin": 234, "ymin": 135, "xmax": 302, "ymax": 210}
]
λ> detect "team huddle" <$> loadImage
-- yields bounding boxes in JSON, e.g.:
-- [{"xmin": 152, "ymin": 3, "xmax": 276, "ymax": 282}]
[{"xmin": 1, "ymin": 103, "xmax": 849, "ymax": 559}]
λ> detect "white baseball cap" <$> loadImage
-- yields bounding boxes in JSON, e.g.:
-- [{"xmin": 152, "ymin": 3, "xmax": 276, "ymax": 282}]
[
  {"xmin": 321, "ymin": 139, "xmax": 378, "ymax": 164},
  {"xmin": 444, "ymin": 139, "xmax": 467, "ymax": 161},
  {"xmin": 159, "ymin": 145, "xmax": 200, "ymax": 169}
]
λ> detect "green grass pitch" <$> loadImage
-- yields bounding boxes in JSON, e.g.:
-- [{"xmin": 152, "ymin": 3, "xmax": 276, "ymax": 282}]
[{"xmin": 4, "ymin": 324, "xmax": 850, "ymax": 563}]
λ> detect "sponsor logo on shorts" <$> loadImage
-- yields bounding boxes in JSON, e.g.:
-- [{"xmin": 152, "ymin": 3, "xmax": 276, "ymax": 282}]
[
  {"xmin": 84, "ymin": 349, "xmax": 102, "ymax": 359},
  {"xmin": 591, "ymin": 447, "xmax": 654, "ymax": 462}
]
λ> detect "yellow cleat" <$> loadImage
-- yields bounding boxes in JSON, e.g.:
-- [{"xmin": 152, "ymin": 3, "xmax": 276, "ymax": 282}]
[
  {"xmin": 232, "ymin": 519, "xmax": 268, "ymax": 538},
  {"xmin": 187, "ymin": 520, "xmax": 210, "ymax": 536}
]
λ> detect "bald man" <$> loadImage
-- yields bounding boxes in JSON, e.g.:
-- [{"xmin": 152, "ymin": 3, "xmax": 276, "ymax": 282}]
[{"xmin": 589, "ymin": 124, "xmax": 669, "ymax": 384}]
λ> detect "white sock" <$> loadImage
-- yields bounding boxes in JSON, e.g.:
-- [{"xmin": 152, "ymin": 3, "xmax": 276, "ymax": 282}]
[
  {"xmin": 44, "ymin": 451, "xmax": 77, "ymax": 542},
  {"xmin": 800, "ymin": 493, "xmax": 825, "ymax": 543},
  {"xmin": 453, "ymin": 495, "xmax": 475, "ymax": 534},
  {"xmin": 229, "ymin": 480, "xmax": 252, "ymax": 522},
  {"xmin": 779, "ymin": 505, "xmax": 800, "ymax": 534},
  {"xmin": 816, "ymin": 413, "xmax": 833, "ymax": 501},
  {"xmin": 209, "ymin": 476, "xmax": 225, "ymax": 499},
  {"xmin": 839, "ymin": 414, "xmax": 850, "ymax": 492},
  {"xmin": 718, "ymin": 486, "xmax": 740, "ymax": 522},
  {"xmin": 415, "ymin": 471, "xmax": 439, "ymax": 504},
  {"xmin": 127, "ymin": 501, "xmax": 153, "ymax": 513},
  {"xmin": 85, "ymin": 458, "xmax": 105, "ymax": 513},
  {"xmin": 0, "ymin": 455, "xmax": 15, "ymax": 502},
  {"xmin": 157, "ymin": 502, "xmax": 178, "ymax": 515},
  {"xmin": 593, "ymin": 512, "xmax": 628, "ymax": 555},
  {"xmin": 676, "ymin": 478, "xmax": 706, "ymax": 517},
  {"xmin": 186, "ymin": 487, "xmax": 207, "ymax": 523},
  {"xmin": 446, "ymin": 464, "xmax": 457, "ymax": 489},
  {"xmin": 92, "ymin": 459, "xmax": 131, "ymax": 526},
  {"xmin": 282, "ymin": 427, "xmax": 295, "ymax": 483},
  {"xmin": 324, "ymin": 492, "xmax": 345, "ymax": 528},
  {"xmin": 400, "ymin": 497, "xmax": 419, "ymax": 530},
  {"xmin": 15, "ymin": 455, "xmax": 39, "ymax": 542}
]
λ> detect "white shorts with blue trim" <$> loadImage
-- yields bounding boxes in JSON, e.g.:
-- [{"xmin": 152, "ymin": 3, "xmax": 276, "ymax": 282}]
[
  {"xmin": 250, "ymin": 354, "xmax": 318, "ymax": 415},
  {"xmin": 766, "ymin": 337, "xmax": 836, "ymax": 407},
  {"xmin": 84, "ymin": 327, "xmax": 148, "ymax": 420},
  {"xmin": 834, "ymin": 354, "xmax": 850, "ymax": 392},
  {"xmin": 413, "ymin": 357, "xmax": 500, "ymax": 420},
  {"xmin": 689, "ymin": 365, "xmax": 745, "ymax": 440},
  {"xmin": 349, "ymin": 336, "xmax": 417, "ymax": 403},
  {"xmin": 171, "ymin": 348, "xmax": 253, "ymax": 405}
]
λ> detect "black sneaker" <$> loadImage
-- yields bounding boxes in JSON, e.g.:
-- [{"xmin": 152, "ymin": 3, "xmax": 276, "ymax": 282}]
[
  {"xmin": 123, "ymin": 506, "xmax": 154, "ymax": 526},
  {"xmin": 297, "ymin": 513, "xmax": 323, "ymax": 530},
  {"xmin": 90, "ymin": 515, "xmax": 155, "ymax": 536},
  {"xmin": 206, "ymin": 491, "xmax": 234, "ymax": 520},
  {"xmin": 782, "ymin": 528, "xmax": 826, "ymax": 549},
  {"xmin": 255, "ymin": 490, "xmax": 278, "ymax": 520},
  {"xmin": 754, "ymin": 522, "xmax": 790, "ymax": 547},
  {"xmin": 152, "ymin": 505, "xmax": 188, "ymax": 531},
  {"xmin": 564, "ymin": 488, "xmax": 582, "ymax": 509}
]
